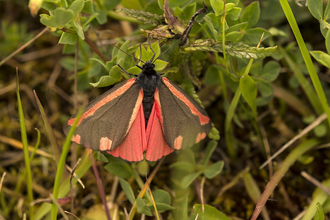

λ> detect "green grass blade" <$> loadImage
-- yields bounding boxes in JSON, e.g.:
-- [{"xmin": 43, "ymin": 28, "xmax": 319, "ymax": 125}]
[
  {"xmin": 33, "ymin": 91, "xmax": 62, "ymax": 166},
  {"xmin": 51, "ymin": 108, "xmax": 83, "ymax": 220},
  {"xmin": 16, "ymin": 73, "xmax": 34, "ymax": 219},
  {"xmin": 279, "ymin": 0, "xmax": 330, "ymax": 126}
]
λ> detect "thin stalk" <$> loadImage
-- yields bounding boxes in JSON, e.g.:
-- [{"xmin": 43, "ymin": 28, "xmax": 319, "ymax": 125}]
[
  {"xmin": 279, "ymin": 0, "xmax": 330, "ymax": 126},
  {"xmin": 16, "ymin": 72, "xmax": 34, "ymax": 219}
]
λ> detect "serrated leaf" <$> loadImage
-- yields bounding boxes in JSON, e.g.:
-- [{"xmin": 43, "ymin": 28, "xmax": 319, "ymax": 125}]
[
  {"xmin": 69, "ymin": 0, "xmax": 84, "ymax": 16},
  {"xmin": 59, "ymin": 32, "xmax": 77, "ymax": 45},
  {"xmin": 54, "ymin": 7, "xmax": 74, "ymax": 27},
  {"xmin": 240, "ymin": 75, "xmax": 257, "ymax": 116},
  {"xmin": 40, "ymin": 14, "xmax": 57, "ymax": 27},
  {"xmin": 119, "ymin": 178, "xmax": 135, "ymax": 205},
  {"xmin": 194, "ymin": 204, "xmax": 231, "ymax": 220},
  {"xmin": 204, "ymin": 161, "xmax": 224, "ymax": 179},
  {"xmin": 185, "ymin": 40, "xmax": 277, "ymax": 59},
  {"xmin": 137, "ymin": 197, "xmax": 152, "ymax": 216}
]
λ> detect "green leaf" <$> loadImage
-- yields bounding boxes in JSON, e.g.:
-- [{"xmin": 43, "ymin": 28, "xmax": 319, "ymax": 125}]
[
  {"xmin": 226, "ymin": 7, "xmax": 241, "ymax": 20},
  {"xmin": 310, "ymin": 51, "xmax": 330, "ymax": 68},
  {"xmin": 313, "ymin": 202, "xmax": 325, "ymax": 220},
  {"xmin": 243, "ymin": 27, "xmax": 270, "ymax": 44},
  {"xmin": 204, "ymin": 65, "xmax": 221, "ymax": 85},
  {"xmin": 127, "ymin": 66, "xmax": 141, "ymax": 75},
  {"xmin": 73, "ymin": 20, "xmax": 84, "ymax": 40},
  {"xmin": 308, "ymin": 0, "xmax": 323, "ymax": 20},
  {"xmin": 118, "ymin": 178, "xmax": 135, "ymax": 205},
  {"xmin": 194, "ymin": 204, "xmax": 231, "ymax": 220},
  {"xmin": 257, "ymin": 81, "xmax": 273, "ymax": 98},
  {"xmin": 240, "ymin": 75, "xmax": 257, "ymax": 116},
  {"xmin": 69, "ymin": 0, "xmax": 85, "ymax": 16},
  {"xmin": 204, "ymin": 161, "xmax": 224, "ymax": 179},
  {"xmin": 243, "ymin": 172, "xmax": 261, "ymax": 203},
  {"xmin": 109, "ymin": 65, "xmax": 122, "ymax": 80},
  {"xmin": 40, "ymin": 14, "xmax": 57, "ymax": 28},
  {"xmin": 90, "ymin": 75, "xmax": 120, "ymax": 87},
  {"xmin": 324, "ymin": 0, "xmax": 330, "ymax": 21},
  {"xmin": 149, "ymin": 203, "xmax": 175, "ymax": 212},
  {"xmin": 170, "ymin": 161, "xmax": 195, "ymax": 172},
  {"xmin": 154, "ymin": 60, "xmax": 168, "ymax": 71},
  {"xmin": 137, "ymin": 197, "xmax": 152, "ymax": 216},
  {"xmin": 202, "ymin": 141, "xmax": 218, "ymax": 166},
  {"xmin": 54, "ymin": 7, "xmax": 74, "ymax": 27},
  {"xmin": 326, "ymin": 30, "xmax": 330, "ymax": 54},
  {"xmin": 151, "ymin": 189, "xmax": 171, "ymax": 205},
  {"xmin": 225, "ymin": 31, "xmax": 244, "ymax": 42},
  {"xmin": 181, "ymin": 172, "xmax": 202, "ymax": 188},
  {"xmin": 96, "ymin": 152, "xmax": 108, "ymax": 162},
  {"xmin": 104, "ymin": 0, "xmax": 122, "ymax": 10},
  {"xmin": 104, "ymin": 156, "xmax": 132, "ymax": 179},
  {"xmin": 148, "ymin": 41, "xmax": 161, "ymax": 61},
  {"xmin": 241, "ymin": 1, "xmax": 260, "ymax": 28},
  {"xmin": 260, "ymin": 61, "xmax": 280, "ymax": 82},
  {"xmin": 59, "ymin": 32, "xmax": 77, "ymax": 45},
  {"xmin": 82, "ymin": 0, "xmax": 94, "ymax": 14},
  {"xmin": 210, "ymin": 0, "xmax": 224, "ymax": 16}
]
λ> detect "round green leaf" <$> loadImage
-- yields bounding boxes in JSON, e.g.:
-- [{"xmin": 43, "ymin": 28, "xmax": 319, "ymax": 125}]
[
  {"xmin": 40, "ymin": 14, "xmax": 57, "ymax": 28},
  {"xmin": 194, "ymin": 204, "xmax": 231, "ymax": 220},
  {"xmin": 240, "ymin": 75, "xmax": 257, "ymax": 116},
  {"xmin": 261, "ymin": 61, "xmax": 280, "ymax": 82},
  {"xmin": 203, "ymin": 161, "xmax": 224, "ymax": 179},
  {"xmin": 181, "ymin": 172, "xmax": 202, "ymax": 189},
  {"xmin": 54, "ymin": 7, "xmax": 74, "ymax": 27}
]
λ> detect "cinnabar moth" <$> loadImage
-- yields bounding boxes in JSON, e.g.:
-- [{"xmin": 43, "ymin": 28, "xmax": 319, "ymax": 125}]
[{"xmin": 63, "ymin": 45, "xmax": 212, "ymax": 162}]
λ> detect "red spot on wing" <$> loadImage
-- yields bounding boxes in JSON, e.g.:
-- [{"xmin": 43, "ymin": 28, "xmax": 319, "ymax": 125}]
[
  {"xmin": 100, "ymin": 137, "xmax": 112, "ymax": 151},
  {"xmin": 174, "ymin": 136, "xmax": 183, "ymax": 149},
  {"xmin": 71, "ymin": 134, "xmax": 81, "ymax": 144},
  {"xmin": 107, "ymin": 104, "xmax": 146, "ymax": 162},
  {"xmin": 145, "ymin": 98, "xmax": 174, "ymax": 161},
  {"xmin": 68, "ymin": 78, "xmax": 136, "ymax": 126},
  {"xmin": 196, "ymin": 132, "xmax": 206, "ymax": 143},
  {"xmin": 162, "ymin": 78, "xmax": 210, "ymax": 125}
]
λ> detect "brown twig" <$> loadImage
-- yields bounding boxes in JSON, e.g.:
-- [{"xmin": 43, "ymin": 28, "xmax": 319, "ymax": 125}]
[{"xmin": 0, "ymin": 27, "xmax": 49, "ymax": 67}]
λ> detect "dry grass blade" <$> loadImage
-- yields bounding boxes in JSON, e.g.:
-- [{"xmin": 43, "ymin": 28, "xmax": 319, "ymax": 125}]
[
  {"xmin": 260, "ymin": 112, "xmax": 328, "ymax": 169},
  {"xmin": 301, "ymin": 171, "xmax": 330, "ymax": 196},
  {"xmin": 0, "ymin": 172, "xmax": 6, "ymax": 193}
]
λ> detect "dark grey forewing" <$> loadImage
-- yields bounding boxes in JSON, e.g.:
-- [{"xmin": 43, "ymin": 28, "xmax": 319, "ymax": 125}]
[
  {"xmin": 63, "ymin": 79, "xmax": 142, "ymax": 151},
  {"xmin": 158, "ymin": 77, "xmax": 212, "ymax": 149}
]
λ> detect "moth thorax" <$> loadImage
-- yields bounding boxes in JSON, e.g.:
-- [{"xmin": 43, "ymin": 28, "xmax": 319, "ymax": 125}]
[{"xmin": 142, "ymin": 61, "xmax": 156, "ymax": 75}]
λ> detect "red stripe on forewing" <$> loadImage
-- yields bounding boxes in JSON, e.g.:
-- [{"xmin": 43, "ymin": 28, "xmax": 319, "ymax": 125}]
[
  {"xmin": 162, "ymin": 78, "xmax": 210, "ymax": 125},
  {"xmin": 68, "ymin": 78, "xmax": 136, "ymax": 126},
  {"xmin": 126, "ymin": 89, "xmax": 144, "ymax": 135}
]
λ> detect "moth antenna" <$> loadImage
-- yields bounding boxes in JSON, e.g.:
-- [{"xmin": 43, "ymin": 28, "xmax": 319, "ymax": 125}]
[
  {"xmin": 148, "ymin": 38, "xmax": 156, "ymax": 63},
  {"xmin": 115, "ymin": 46, "xmax": 146, "ymax": 65},
  {"xmin": 135, "ymin": 44, "xmax": 143, "ymax": 69},
  {"xmin": 153, "ymin": 39, "xmax": 180, "ymax": 62}
]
